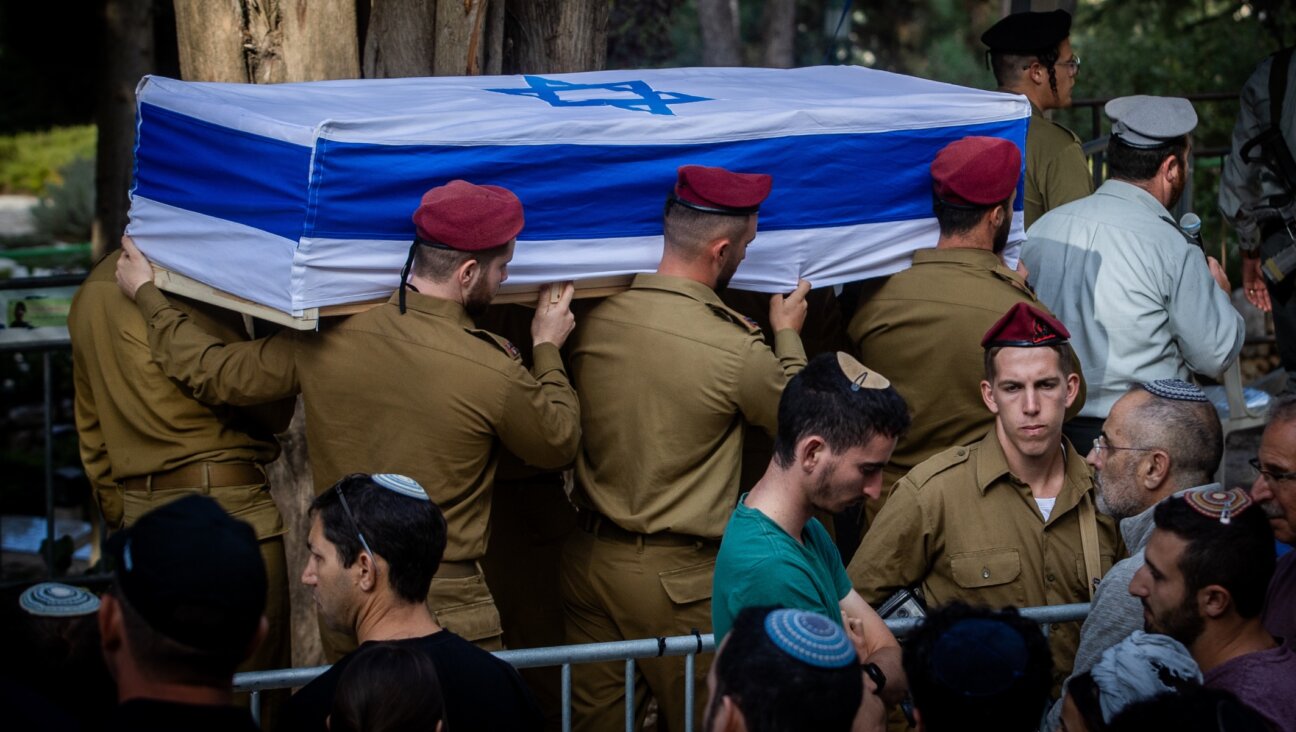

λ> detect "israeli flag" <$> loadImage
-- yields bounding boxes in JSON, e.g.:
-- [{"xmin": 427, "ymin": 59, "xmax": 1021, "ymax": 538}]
[{"xmin": 128, "ymin": 66, "xmax": 1029, "ymax": 318}]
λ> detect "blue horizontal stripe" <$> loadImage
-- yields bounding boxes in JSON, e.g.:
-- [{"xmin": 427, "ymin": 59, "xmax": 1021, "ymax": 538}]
[{"xmin": 134, "ymin": 102, "xmax": 313, "ymax": 241}]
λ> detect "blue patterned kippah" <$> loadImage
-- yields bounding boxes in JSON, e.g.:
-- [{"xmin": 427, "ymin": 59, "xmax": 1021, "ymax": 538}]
[
  {"xmin": 931, "ymin": 619, "xmax": 1029, "ymax": 697},
  {"xmin": 763, "ymin": 609, "xmax": 856, "ymax": 669},
  {"xmin": 371, "ymin": 473, "xmax": 430, "ymax": 501},
  {"xmin": 1141, "ymin": 379, "xmax": 1208, "ymax": 403},
  {"xmin": 19, "ymin": 582, "xmax": 100, "ymax": 618}
]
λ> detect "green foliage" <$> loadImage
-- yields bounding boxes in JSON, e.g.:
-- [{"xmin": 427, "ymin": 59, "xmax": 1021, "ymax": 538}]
[
  {"xmin": 0, "ymin": 125, "xmax": 96, "ymax": 195},
  {"xmin": 30, "ymin": 157, "xmax": 95, "ymax": 244}
]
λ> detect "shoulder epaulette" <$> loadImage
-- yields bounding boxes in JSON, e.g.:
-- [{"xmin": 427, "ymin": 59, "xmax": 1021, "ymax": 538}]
[
  {"xmin": 706, "ymin": 302, "xmax": 763, "ymax": 334},
  {"xmin": 467, "ymin": 328, "xmax": 522, "ymax": 361},
  {"xmin": 904, "ymin": 444, "xmax": 974, "ymax": 489}
]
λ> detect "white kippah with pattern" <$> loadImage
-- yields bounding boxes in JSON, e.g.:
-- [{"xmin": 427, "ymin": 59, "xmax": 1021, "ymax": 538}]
[
  {"xmin": 372, "ymin": 473, "xmax": 430, "ymax": 501},
  {"xmin": 20, "ymin": 582, "xmax": 101, "ymax": 617}
]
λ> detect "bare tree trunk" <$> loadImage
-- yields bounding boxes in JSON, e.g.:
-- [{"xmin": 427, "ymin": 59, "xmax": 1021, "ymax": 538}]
[
  {"xmin": 95, "ymin": 0, "xmax": 155, "ymax": 258},
  {"xmin": 173, "ymin": 0, "xmax": 248, "ymax": 81},
  {"xmin": 483, "ymin": 0, "xmax": 505, "ymax": 75},
  {"xmin": 696, "ymin": 0, "xmax": 741, "ymax": 66},
  {"xmin": 505, "ymin": 0, "xmax": 609, "ymax": 74},
  {"xmin": 174, "ymin": 0, "xmax": 358, "ymax": 82},
  {"xmin": 761, "ymin": 0, "xmax": 796, "ymax": 68},
  {"xmin": 279, "ymin": 0, "xmax": 360, "ymax": 81},
  {"xmin": 264, "ymin": 399, "xmax": 320, "ymax": 668},
  {"xmin": 363, "ymin": 0, "xmax": 436, "ymax": 78},
  {"xmin": 434, "ymin": 0, "xmax": 488, "ymax": 75}
]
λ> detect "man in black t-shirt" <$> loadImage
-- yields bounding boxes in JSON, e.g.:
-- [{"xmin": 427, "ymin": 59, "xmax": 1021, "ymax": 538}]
[{"xmin": 287, "ymin": 473, "xmax": 542, "ymax": 732}]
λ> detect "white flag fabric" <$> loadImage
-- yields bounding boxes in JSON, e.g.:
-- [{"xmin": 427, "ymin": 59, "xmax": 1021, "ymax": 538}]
[{"xmin": 127, "ymin": 66, "xmax": 1030, "ymax": 317}]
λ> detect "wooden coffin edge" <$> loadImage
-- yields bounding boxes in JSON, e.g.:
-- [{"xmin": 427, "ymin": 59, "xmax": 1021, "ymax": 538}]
[{"xmin": 152, "ymin": 267, "xmax": 635, "ymax": 331}]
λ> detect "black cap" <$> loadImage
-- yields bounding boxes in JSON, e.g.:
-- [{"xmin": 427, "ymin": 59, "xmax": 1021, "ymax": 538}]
[
  {"xmin": 106, "ymin": 495, "xmax": 266, "ymax": 653},
  {"xmin": 981, "ymin": 9, "xmax": 1071, "ymax": 53}
]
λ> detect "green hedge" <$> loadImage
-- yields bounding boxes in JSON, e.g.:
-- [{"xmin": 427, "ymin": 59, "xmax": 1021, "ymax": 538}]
[{"xmin": 0, "ymin": 125, "xmax": 96, "ymax": 195}]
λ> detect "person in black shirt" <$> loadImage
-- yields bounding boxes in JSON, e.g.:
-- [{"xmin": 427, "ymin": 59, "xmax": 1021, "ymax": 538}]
[
  {"xmin": 99, "ymin": 495, "xmax": 269, "ymax": 732},
  {"xmin": 287, "ymin": 473, "xmax": 542, "ymax": 732}
]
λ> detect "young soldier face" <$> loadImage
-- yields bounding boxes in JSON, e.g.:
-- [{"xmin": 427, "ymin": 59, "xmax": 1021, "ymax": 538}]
[{"xmin": 981, "ymin": 346, "xmax": 1079, "ymax": 460}]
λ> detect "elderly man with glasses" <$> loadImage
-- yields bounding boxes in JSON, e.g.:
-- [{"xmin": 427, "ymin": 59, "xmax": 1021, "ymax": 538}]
[
  {"xmin": 1045, "ymin": 378, "xmax": 1225, "ymax": 729},
  {"xmin": 1252, "ymin": 393, "xmax": 1296, "ymax": 646}
]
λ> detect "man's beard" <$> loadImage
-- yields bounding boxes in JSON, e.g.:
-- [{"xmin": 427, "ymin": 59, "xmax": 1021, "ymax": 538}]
[
  {"xmin": 463, "ymin": 277, "xmax": 494, "ymax": 317},
  {"xmin": 1167, "ymin": 162, "xmax": 1188, "ymax": 210},
  {"xmin": 992, "ymin": 209, "xmax": 1012, "ymax": 255},
  {"xmin": 1145, "ymin": 592, "xmax": 1205, "ymax": 647},
  {"xmin": 1094, "ymin": 469, "xmax": 1143, "ymax": 520}
]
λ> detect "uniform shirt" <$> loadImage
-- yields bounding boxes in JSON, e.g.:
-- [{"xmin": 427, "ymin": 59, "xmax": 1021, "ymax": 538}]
[
  {"xmin": 569, "ymin": 274, "xmax": 806, "ymax": 538},
  {"xmin": 70, "ymin": 251, "xmax": 288, "ymax": 492},
  {"xmin": 1219, "ymin": 50, "xmax": 1296, "ymax": 250},
  {"xmin": 134, "ymin": 284, "xmax": 580, "ymax": 562},
  {"xmin": 848, "ymin": 431, "xmax": 1123, "ymax": 689},
  {"xmin": 849, "ymin": 247, "xmax": 1085, "ymax": 491},
  {"xmin": 1023, "ymin": 179, "xmax": 1245, "ymax": 419},
  {"xmin": 712, "ymin": 495, "xmax": 851, "ymax": 643},
  {"xmin": 1024, "ymin": 103, "xmax": 1095, "ymax": 228}
]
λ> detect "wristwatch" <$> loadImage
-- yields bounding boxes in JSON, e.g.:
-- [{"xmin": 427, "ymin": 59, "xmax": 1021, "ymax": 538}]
[{"xmin": 861, "ymin": 661, "xmax": 886, "ymax": 696}]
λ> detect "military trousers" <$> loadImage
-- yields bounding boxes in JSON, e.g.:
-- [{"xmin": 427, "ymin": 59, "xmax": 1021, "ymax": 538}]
[
  {"xmin": 560, "ymin": 526, "xmax": 717, "ymax": 732},
  {"xmin": 102, "ymin": 475, "xmax": 290, "ymax": 730}
]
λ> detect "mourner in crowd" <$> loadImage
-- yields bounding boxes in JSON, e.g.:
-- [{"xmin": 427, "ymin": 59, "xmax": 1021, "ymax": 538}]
[
  {"xmin": 562, "ymin": 164, "xmax": 809, "ymax": 731},
  {"xmin": 850, "ymin": 302, "xmax": 1123, "ymax": 693},
  {"xmin": 286, "ymin": 473, "xmax": 542, "ymax": 732},
  {"xmin": 1023, "ymin": 95, "xmax": 1244, "ymax": 453},
  {"xmin": 1060, "ymin": 631, "xmax": 1202, "ymax": 732},
  {"xmin": 1130, "ymin": 487, "xmax": 1296, "ymax": 731},
  {"xmin": 113, "ymin": 181, "xmax": 581, "ymax": 657},
  {"xmin": 1253, "ymin": 394, "xmax": 1296, "ymax": 643}
]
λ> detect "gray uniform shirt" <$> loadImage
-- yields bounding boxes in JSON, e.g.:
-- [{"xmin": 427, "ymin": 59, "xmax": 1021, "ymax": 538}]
[
  {"xmin": 1024, "ymin": 181, "xmax": 1244, "ymax": 419},
  {"xmin": 1219, "ymin": 51, "xmax": 1296, "ymax": 250}
]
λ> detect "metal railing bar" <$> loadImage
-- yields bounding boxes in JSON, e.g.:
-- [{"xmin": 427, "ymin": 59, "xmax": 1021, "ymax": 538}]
[{"xmin": 624, "ymin": 658, "xmax": 635, "ymax": 732}]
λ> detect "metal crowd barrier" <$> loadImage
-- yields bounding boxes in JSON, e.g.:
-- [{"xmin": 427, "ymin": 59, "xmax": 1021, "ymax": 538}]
[{"xmin": 234, "ymin": 602, "xmax": 1091, "ymax": 731}]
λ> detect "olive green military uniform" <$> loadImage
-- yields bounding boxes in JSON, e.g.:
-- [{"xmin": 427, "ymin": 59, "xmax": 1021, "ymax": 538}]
[
  {"xmin": 1025, "ymin": 103, "xmax": 1094, "ymax": 227},
  {"xmin": 847, "ymin": 431, "xmax": 1124, "ymax": 692},
  {"xmin": 563, "ymin": 273, "xmax": 806, "ymax": 732},
  {"xmin": 70, "ymin": 251, "xmax": 293, "ymax": 726},
  {"xmin": 849, "ymin": 248, "xmax": 1086, "ymax": 505},
  {"xmin": 133, "ymin": 283, "xmax": 580, "ymax": 655}
]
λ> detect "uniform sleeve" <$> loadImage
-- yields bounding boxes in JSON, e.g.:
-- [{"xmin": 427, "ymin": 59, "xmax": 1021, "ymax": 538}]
[
  {"xmin": 1166, "ymin": 251, "xmax": 1245, "ymax": 378},
  {"xmin": 734, "ymin": 329, "xmax": 807, "ymax": 437},
  {"xmin": 1039, "ymin": 136, "xmax": 1095, "ymax": 213},
  {"xmin": 135, "ymin": 283, "xmax": 301, "ymax": 406},
  {"xmin": 1218, "ymin": 59, "xmax": 1270, "ymax": 246},
  {"xmin": 847, "ymin": 479, "xmax": 932, "ymax": 606},
  {"xmin": 71, "ymin": 337, "xmax": 113, "ymax": 492},
  {"xmin": 495, "ymin": 342, "xmax": 581, "ymax": 470}
]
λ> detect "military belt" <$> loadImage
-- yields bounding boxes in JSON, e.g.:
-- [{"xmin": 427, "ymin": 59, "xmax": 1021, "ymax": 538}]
[
  {"xmin": 576, "ymin": 508, "xmax": 717, "ymax": 548},
  {"xmin": 120, "ymin": 461, "xmax": 266, "ymax": 491},
  {"xmin": 433, "ymin": 560, "xmax": 482, "ymax": 580}
]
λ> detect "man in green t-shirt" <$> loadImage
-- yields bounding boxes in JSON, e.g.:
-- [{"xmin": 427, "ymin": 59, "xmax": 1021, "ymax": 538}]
[{"xmin": 711, "ymin": 352, "xmax": 910, "ymax": 706}]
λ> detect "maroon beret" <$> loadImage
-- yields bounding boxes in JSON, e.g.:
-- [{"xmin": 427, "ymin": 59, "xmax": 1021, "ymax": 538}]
[
  {"xmin": 931, "ymin": 136, "xmax": 1022, "ymax": 207},
  {"xmin": 981, "ymin": 302, "xmax": 1071, "ymax": 349},
  {"xmin": 412, "ymin": 180, "xmax": 523, "ymax": 251},
  {"xmin": 672, "ymin": 165, "xmax": 772, "ymax": 215}
]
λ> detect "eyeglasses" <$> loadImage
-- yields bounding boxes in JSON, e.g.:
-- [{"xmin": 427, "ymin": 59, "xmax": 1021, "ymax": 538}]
[
  {"xmin": 1092, "ymin": 432, "xmax": 1158, "ymax": 457},
  {"xmin": 335, "ymin": 484, "xmax": 379, "ymax": 577},
  {"xmin": 1021, "ymin": 56, "xmax": 1080, "ymax": 76},
  {"xmin": 1248, "ymin": 457, "xmax": 1296, "ymax": 483}
]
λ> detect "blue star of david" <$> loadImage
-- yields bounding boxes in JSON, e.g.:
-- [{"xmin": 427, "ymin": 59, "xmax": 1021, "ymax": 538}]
[{"xmin": 486, "ymin": 76, "xmax": 711, "ymax": 116}]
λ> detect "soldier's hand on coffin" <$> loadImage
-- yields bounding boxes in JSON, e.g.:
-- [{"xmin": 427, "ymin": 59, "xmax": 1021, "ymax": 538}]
[
  {"xmin": 531, "ymin": 281, "xmax": 576, "ymax": 348},
  {"xmin": 116, "ymin": 235, "xmax": 155, "ymax": 300},
  {"xmin": 768, "ymin": 278, "xmax": 811, "ymax": 334}
]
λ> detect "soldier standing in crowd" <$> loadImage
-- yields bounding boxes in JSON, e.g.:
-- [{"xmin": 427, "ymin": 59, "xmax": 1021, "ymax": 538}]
[
  {"xmin": 1221, "ymin": 47, "xmax": 1296, "ymax": 395},
  {"xmin": 850, "ymin": 303, "xmax": 1123, "ymax": 694},
  {"xmin": 563, "ymin": 164, "xmax": 810, "ymax": 731},
  {"xmin": 69, "ymin": 247, "xmax": 293, "ymax": 724},
  {"xmin": 981, "ymin": 8, "xmax": 1092, "ymax": 228},
  {"xmin": 1024, "ymin": 95, "xmax": 1244, "ymax": 453},
  {"xmin": 113, "ymin": 180, "xmax": 580, "ymax": 657}
]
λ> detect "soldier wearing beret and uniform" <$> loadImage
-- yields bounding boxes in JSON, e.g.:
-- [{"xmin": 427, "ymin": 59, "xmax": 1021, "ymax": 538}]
[
  {"xmin": 848, "ymin": 303, "xmax": 1124, "ymax": 694},
  {"xmin": 1023, "ymin": 96, "xmax": 1244, "ymax": 451},
  {"xmin": 70, "ymin": 251, "xmax": 294, "ymax": 725},
  {"xmin": 849, "ymin": 136, "xmax": 1085, "ymax": 510},
  {"xmin": 563, "ymin": 165, "xmax": 810, "ymax": 731},
  {"xmin": 114, "ymin": 180, "xmax": 581, "ymax": 657},
  {"xmin": 982, "ymin": 9, "xmax": 1093, "ymax": 228}
]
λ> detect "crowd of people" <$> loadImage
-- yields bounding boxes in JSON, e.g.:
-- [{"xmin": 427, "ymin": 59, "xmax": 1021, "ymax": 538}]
[{"xmin": 3, "ymin": 6, "xmax": 1293, "ymax": 732}]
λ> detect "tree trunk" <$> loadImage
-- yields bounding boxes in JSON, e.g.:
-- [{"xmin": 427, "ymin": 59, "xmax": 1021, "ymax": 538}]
[
  {"xmin": 363, "ymin": 0, "xmax": 436, "ymax": 78},
  {"xmin": 173, "ymin": 0, "xmax": 248, "ymax": 81},
  {"xmin": 263, "ymin": 399, "xmax": 320, "ymax": 668},
  {"xmin": 761, "ymin": 0, "xmax": 796, "ymax": 68},
  {"xmin": 434, "ymin": 0, "xmax": 489, "ymax": 75},
  {"xmin": 173, "ymin": 0, "xmax": 358, "ymax": 82},
  {"xmin": 504, "ymin": 0, "xmax": 608, "ymax": 74},
  {"xmin": 695, "ymin": 0, "xmax": 741, "ymax": 66},
  {"xmin": 95, "ymin": 0, "xmax": 155, "ymax": 258}
]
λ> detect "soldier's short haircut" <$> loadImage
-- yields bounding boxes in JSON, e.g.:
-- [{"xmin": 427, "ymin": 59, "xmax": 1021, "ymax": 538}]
[
  {"xmin": 983, "ymin": 344, "xmax": 1076, "ymax": 383},
  {"xmin": 1127, "ymin": 385, "xmax": 1224, "ymax": 485},
  {"xmin": 1152, "ymin": 495, "xmax": 1275, "ymax": 619},
  {"xmin": 772, "ymin": 352, "xmax": 911, "ymax": 468},
  {"xmin": 989, "ymin": 46, "xmax": 1062, "ymax": 96},
  {"xmin": 706, "ymin": 606, "xmax": 862, "ymax": 732},
  {"xmin": 662, "ymin": 199, "xmax": 753, "ymax": 259},
  {"xmin": 412, "ymin": 242, "xmax": 510, "ymax": 282},
  {"xmin": 932, "ymin": 192, "xmax": 1008, "ymax": 238},
  {"xmin": 1106, "ymin": 134, "xmax": 1189, "ymax": 182},
  {"xmin": 310, "ymin": 474, "xmax": 447, "ymax": 605}
]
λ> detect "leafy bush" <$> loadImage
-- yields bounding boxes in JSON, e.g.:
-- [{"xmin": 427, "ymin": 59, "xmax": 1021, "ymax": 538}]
[
  {"xmin": 30, "ymin": 157, "xmax": 95, "ymax": 243},
  {"xmin": 0, "ymin": 125, "xmax": 96, "ymax": 195}
]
